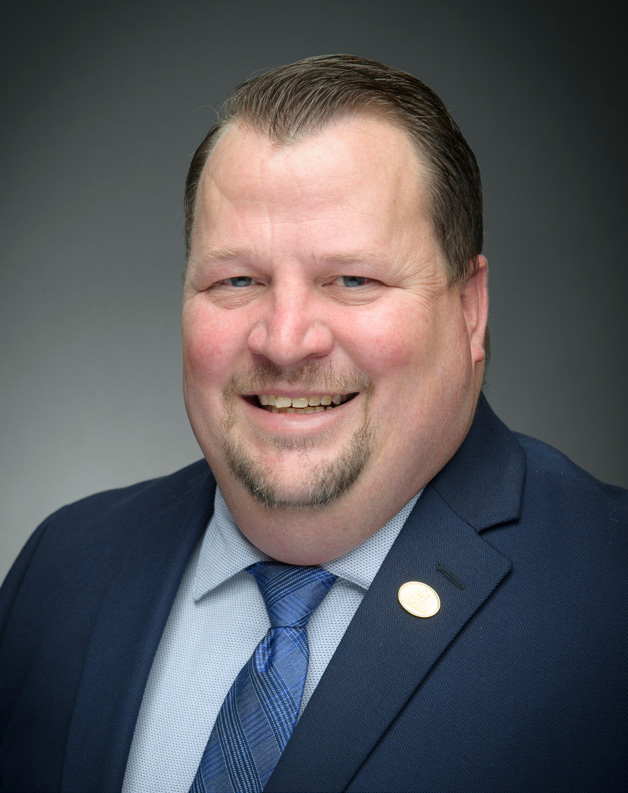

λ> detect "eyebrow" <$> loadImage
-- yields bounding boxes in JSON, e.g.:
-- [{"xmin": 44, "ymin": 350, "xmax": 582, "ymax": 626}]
[
  {"xmin": 311, "ymin": 251, "xmax": 380, "ymax": 267},
  {"xmin": 198, "ymin": 246, "xmax": 243, "ymax": 261},
  {"xmin": 185, "ymin": 246, "xmax": 250, "ymax": 275},
  {"xmin": 191, "ymin": 247, "xmax": 382, "ymax": 269}
]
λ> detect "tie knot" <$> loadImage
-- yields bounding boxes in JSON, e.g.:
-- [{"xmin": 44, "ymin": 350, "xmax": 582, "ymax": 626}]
[{"xmin": 247, "ymin": 562, "xmax": 337, "ymax": 629}]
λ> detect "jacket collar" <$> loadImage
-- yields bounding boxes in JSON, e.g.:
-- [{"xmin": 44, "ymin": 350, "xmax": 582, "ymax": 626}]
[{"xmin": 429, "ymin": 393, "xmax": 526, "ymax": 531}]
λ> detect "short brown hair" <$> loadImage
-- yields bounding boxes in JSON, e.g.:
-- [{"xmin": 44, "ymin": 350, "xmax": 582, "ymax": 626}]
[{"xmin": 184, "ymin": 54, "xmax": 483, "ymax": 283}]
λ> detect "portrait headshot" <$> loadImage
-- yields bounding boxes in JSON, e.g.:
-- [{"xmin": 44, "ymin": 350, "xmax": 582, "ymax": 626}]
[{"xmin": 0, "ymin": 2, "xmax": 625, "ymax": 792}]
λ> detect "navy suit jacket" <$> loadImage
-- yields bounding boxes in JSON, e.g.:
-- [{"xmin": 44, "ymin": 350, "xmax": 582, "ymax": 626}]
[{"xmin": 0, "ymin": 396, "xmax": 625, "ymax": 792}]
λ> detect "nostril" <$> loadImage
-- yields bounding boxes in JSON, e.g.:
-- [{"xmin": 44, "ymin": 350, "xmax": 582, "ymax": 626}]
[{"xmin": 246, "ymin": 311, "xmax": 334, "ymax": 367}]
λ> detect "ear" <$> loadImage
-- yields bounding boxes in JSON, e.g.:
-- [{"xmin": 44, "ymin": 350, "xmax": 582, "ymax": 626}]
[{"xmin": 459, "ymin": 255, "xmax": 488, "ymax": 364}]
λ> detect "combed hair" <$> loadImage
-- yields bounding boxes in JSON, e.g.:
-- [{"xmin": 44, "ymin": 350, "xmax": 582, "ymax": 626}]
[{"xmin": 184, "ymin": 54, "xmax": 483, "ymax": 284}]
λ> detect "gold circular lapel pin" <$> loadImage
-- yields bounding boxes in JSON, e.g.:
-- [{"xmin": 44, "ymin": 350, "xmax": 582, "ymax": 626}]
[{"xmin": 398, "ymin": 581, "xmax": 440, "ymax": 618}]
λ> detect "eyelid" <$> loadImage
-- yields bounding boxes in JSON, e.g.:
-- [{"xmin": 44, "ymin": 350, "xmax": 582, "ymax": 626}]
[
  {"xmin": 334, "ymin": 275, "xmax": 377, "ymax": 287},
  {"xmin": 213, "ymin": 275, "xmax": 259, "ymax": 288}
]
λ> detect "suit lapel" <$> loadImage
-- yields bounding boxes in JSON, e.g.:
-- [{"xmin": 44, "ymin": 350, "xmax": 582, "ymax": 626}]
[
  {"xmin": 61, "ymin": 466, "xmax": 216, "ymax": 793},
  {"xmin": 266, "ymin": 396, "xmax": 525, "ymax": 793}
]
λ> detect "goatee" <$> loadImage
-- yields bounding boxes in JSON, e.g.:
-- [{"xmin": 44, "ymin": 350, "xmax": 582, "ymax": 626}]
[{"xmin": 221, "ymin": 360, "xmax": 374, "ymax": 509}]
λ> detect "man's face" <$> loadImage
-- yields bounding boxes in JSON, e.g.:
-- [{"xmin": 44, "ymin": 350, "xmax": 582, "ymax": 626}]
[{"xmin": 183, "ymin": 115, "xmax": 486, "ymax": 545}]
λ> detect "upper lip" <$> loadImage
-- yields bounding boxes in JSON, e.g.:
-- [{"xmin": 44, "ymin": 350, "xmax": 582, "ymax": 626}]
[
  {"xmin": 247, "ymin": 391, "xmax": 354, "ymax": 397},
  {"xmin": 245, "ymin": 392, "xmax": 357, "ymax": 407}
]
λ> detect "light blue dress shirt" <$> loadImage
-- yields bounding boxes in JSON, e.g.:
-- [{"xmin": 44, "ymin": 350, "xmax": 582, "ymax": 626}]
[{"xmin": 122, "ymin": 487, "xmax": 421, "ymax": 793}]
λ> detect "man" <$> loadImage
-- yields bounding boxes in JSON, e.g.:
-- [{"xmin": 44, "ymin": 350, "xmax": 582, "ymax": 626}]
[{"xmin": 0, "ymin": 55, "xmax": 624, "ymax": 793}]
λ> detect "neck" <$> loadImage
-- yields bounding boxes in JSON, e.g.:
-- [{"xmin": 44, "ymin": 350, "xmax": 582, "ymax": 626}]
[{"xmin": 216, "ymin": 458, "xmax": 434, "ymax": 566}]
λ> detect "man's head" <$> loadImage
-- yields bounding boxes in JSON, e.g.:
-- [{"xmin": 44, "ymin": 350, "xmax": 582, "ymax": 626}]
[
  {"xmin": 182, "ymin": 55, "xmax": 488, "ymax": 564},
  {"xmin": 184, "ymin": 54, "xmax": 483, "ymax": 285}
]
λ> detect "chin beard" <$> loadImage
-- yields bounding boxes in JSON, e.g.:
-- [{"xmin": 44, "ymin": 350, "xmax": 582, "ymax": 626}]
[{"xmin": 222, "ymin": 420, "xmax": 373, "ymax": 510}]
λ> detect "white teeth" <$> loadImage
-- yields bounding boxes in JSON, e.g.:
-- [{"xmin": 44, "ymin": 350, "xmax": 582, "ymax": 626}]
[{"xmin": 256, "ymin": 393, "xmax": 354, "ymax": 412}]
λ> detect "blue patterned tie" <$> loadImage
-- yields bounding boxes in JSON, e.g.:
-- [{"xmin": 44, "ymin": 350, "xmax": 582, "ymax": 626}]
[{"xmin": 190, "ymin": 562, "xmax": 337, "ymax": 793}]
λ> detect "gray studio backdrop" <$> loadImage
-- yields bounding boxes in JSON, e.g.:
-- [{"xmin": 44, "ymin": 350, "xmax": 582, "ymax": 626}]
[{"xmin": 2, "ymin": 0, "xmax": 626, "ymax": 581}]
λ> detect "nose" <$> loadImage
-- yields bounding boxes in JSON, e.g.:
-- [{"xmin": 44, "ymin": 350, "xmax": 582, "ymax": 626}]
[{"xmin": 247, "ymin": 288, "xmax": 334, "ymax": 367}]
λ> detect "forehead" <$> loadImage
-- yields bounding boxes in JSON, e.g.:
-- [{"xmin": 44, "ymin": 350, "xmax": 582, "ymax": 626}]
[
  {"xmin": 190, "ymin": 115, "xmax": 442, "ymax": 270},
  {"xmin": 200, "ymin": 115, "xmax": 426, "ymax": 211}
]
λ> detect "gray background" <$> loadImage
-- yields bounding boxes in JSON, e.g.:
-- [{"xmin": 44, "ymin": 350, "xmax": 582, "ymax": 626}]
[{"xmin": 2, "ymin": 0, "xmax": 626, "ymax": 582}]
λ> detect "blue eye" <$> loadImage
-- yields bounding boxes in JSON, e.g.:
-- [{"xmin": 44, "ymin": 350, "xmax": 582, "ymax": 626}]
[
  {"xmin": 227, "ymin": 276, "xmax": 255, "ymax": 287},
  {"xmin": 340, "ymin": 276, "xmax": 369, "ymax": 287}
]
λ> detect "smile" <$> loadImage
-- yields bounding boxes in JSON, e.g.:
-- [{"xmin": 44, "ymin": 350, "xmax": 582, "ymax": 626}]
[{"xmin": 254, "ymin": 393, "xmax": 356, "ymax": 413}]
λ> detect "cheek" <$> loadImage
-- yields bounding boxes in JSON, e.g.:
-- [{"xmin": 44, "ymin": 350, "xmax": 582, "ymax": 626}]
[
  {"xmin": 338, "ymin": 304, "xmax": 435, "ymax": 378},
  {"xmin": 182, "ymin": 302, "xmax": 245, "ymax": 383}
]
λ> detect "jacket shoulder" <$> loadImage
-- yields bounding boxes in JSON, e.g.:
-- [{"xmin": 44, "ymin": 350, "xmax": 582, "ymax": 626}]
[
  {"xmin": 513, "ymin": 431, "xmax": 627, "ymax": 516},
  {"xmin": 0, "ymin": 459, "xmax": 212, "ymax": 636},
  {"xmin": 44, "ymin": 458, "xmax": 212, "ymax": 525}
]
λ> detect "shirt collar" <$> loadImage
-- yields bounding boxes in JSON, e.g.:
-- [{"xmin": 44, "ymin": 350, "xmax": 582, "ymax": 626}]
[
  {"xmin": 193, "ymin": 489, "xmax": 269, "ymax": 601},
  {"xmin": 325, "ymin": 491, "xmax": 420, "ymax": 590},
  {"xmin": 193, "ymin": 487, "xmax": 422, "ymax": 602}
]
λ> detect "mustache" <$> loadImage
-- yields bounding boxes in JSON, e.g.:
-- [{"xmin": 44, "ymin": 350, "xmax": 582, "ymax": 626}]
[{"xmin": 225, "ymin": 360, "xmax": 373, "ymax": 395}]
